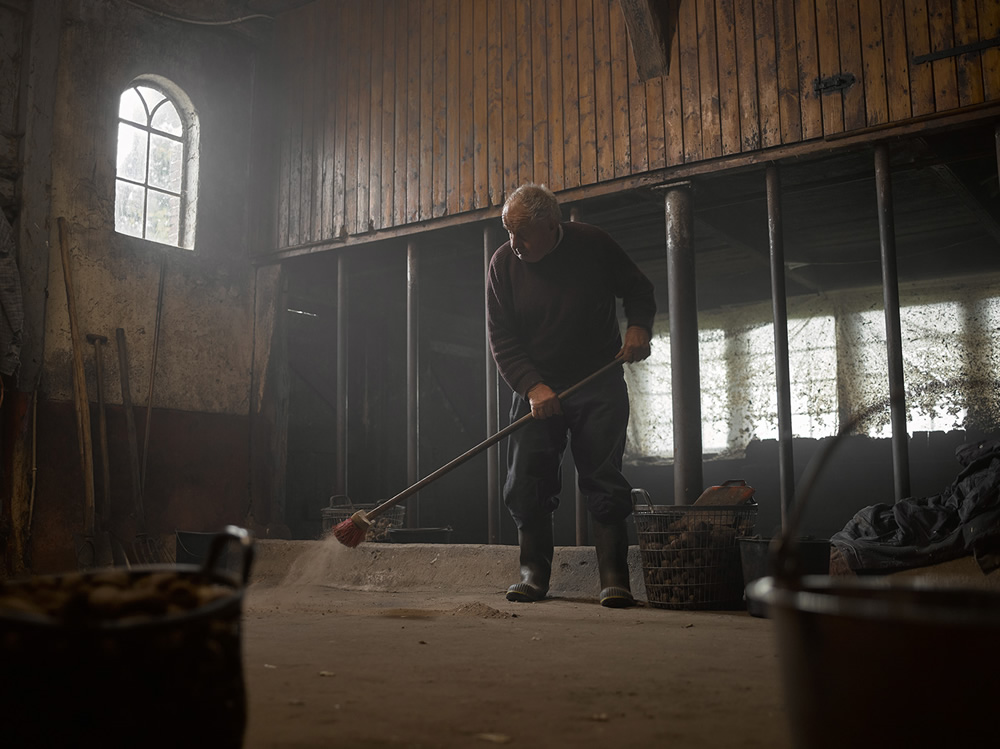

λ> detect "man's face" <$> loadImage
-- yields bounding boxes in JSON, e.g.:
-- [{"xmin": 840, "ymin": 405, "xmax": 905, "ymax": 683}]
[{"xmin": 504, "ymin": 210, "xmax": 559, "ymax": 263}]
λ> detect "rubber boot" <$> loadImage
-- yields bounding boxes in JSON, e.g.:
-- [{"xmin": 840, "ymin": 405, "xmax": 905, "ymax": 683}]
[
  {"xmin": 506, "ymin": 516, "xmax": 554, "ymax": 602},
  {"xmin": 593, "ymin": 518, "xmax": 636, "ymax": 608}
]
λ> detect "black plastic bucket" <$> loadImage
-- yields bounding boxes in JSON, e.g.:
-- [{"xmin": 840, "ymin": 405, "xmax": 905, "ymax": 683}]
[{"xmin": 0, "ymin": 527, "xmax": 254, "ymax": 749}]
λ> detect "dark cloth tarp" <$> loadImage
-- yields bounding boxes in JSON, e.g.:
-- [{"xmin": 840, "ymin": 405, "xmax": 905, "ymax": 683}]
[{"xmin": 831, "ymin": 436, "xmax": 1000, "ymax": 574}]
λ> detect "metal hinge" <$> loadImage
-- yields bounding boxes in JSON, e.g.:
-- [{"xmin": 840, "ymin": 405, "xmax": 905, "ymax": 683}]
[{"xmin": 813, "ymin": 73, "xmax": 857, "ymax": 95}]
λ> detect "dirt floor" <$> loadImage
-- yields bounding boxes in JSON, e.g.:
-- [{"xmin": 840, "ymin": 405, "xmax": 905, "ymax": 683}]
[{"xmin": 241, "ymin": 538, "xmax": 792, "ymax": 748}]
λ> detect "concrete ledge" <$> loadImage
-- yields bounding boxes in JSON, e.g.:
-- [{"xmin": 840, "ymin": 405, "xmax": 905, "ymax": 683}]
[{"xmin": 250, "ymin": 539, "xmax": 648, "ymax": 600}]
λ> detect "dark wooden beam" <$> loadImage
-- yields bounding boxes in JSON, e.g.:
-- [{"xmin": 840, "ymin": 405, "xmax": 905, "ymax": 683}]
[{"xmin": 617, "ymin": 0, "xmax": 677, "ymax": 81}]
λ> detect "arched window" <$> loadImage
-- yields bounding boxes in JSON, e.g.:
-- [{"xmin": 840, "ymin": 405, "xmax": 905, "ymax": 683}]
[{"xmin": 114, "ymin": 78, "xmax": 199, "ymax": 249}]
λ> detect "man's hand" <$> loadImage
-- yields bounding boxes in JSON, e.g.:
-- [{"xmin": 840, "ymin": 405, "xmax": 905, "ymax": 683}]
[
  {"xmin": 619, "ymin": 325, "xmax": 652, "ymax": 362},
  {"xmin": 526, "ymin": 383, "xmax": 561, "ymax": 419}
]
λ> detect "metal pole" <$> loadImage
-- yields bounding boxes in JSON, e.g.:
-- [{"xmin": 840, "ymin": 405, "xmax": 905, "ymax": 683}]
[
  {"xmin": 569, "ymin": 205, "xmax": 588, "ymax": 545},
  {"xmin": 874, "ymin": 143, "xmax": 911, "ymax": 500},
  {"xmin": 407, "ymin": 240, "xmax": 420, "ymax": 527},
  {"xmin": 766, "ymin": 165, "xmax": 795, "ymax": 528},
  {"xmin": 663, "ymin": 183, "xmax": 703, "ymax": 504},
  {"xmin": 484, "ymin": 224, "xmax": 501, "ymax": 544},
  {"xmin": 335, "ymin": 254, "xmax": 348, "ymax": 496}
]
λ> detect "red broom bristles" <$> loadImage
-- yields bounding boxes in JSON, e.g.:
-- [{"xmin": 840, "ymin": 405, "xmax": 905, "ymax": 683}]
[{"xmin": 332, "ymin": 509, "xmax": 371, "ymax": 548}]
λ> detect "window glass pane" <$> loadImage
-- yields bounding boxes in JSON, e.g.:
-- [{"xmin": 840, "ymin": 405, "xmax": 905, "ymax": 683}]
[
  {"xmin": 145, "ymin": 190, "xmax": 180, "ymax": 245},
  {"xmin": 119, "ymin": 87, "xmax": 147, "ymax": 125},
  {"xmin": 115, "ymin": 179, "xmax": 144, "ymax": 237},
  {"xmin": 151, "ymin": 100, "xmax": 183, "ymax": 136},
  {"xmin": 137, "ymin": 86, "xmax": 166, "ymax": 114},
  {"xmin": 117, "ymin": 122, "xmax": 148, "ymax": 182},
  {"xmin": 149, "ymin": 133, "xmax": 183, "ymax": 192}
]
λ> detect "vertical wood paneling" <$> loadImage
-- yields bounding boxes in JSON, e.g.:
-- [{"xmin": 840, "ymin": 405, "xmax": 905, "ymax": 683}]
[
  {"xmin": 333, "ymin": 2, "xmax": 350, "ymax": 236},
  {"xmin": 609, "ymin": 4, "xmax": 630, "ymax": 176},
  {"xmin": 697, "ymin": 0, "xmax": 722, "ymax": 159},
  {"xmin": 794, "ymin": 0, "xmax": 823, "ymax": 139},
  {"xmin": 394, "ymin": 1, "xmax": 410, "ymax": 224},
  {"xmin": 486, "ymin": 0, "xmax": 503, "ymax": 204},
  {"xmin": 461, "ymin": 0, "xmax": 477, "ymax": 212},
  {"xmin": 446, "ymin": 0, "xmax": 461, "ymax": 215},
  {"xmin": 419, "ymin": 0, "xmax": 434, "ymax": 218},
  {"xmin": 755, "ymin": 0, "xmax": 782, "ymax": 146},
  {"xmin": 927, "ymin": 0, "xmax": 960, "ymax": 111},
  {"xmin": 735, "ymin": 0, "xmax": 762, "ymax": 149},
  {"xmin": 716, "ymin": 0, "xmax": 742, "ymax": 154},
  {"xmin": 473, "ymin": 0, "xmax": 489, "ymax": 208},
  {"xmin": 678, "ymin": 0, "xmax": 703, "ymax": 161},
  {"xmin": 382, "ymin": 5, "xmax": 398, "ymax": 229},
  {"xmin": 627, "ymin": 33, "xmax": 649, "ymax": 171},
  {"xmin": 545, "ymin": 0, "xmax": 566, "ymax": 190},
  {"xmin": 578, "ymin": 0, "xmax": 599, "ymax": 184},
  {"xmin": 432, "ymin": 0, "xmax": 447, "ymax": 216},
  {"xmin": 514, "ymin": 0, "xmax": 533, "ymax": 186},
  {"xmin": 561, "ymin": 1, "xmax": 581, "ymax": 188},
  {"xmin": 355, "ymin": 2, "xmax": 372, "ymax": 232},
  {"xmin": 905, "ymin": 0, "xmax": 936, "ymax": 115},
  {"xmin": 815, "ymin": 0, "xmax": 845, "ymax": 133},
  {"xmin": 270, "ymin": 0, "xmax": 1000, "ymax": 252},
  {"xmin": 500, "ymin": 1, "xmax": 518, "ymax": 197},
  {"xmin": 531, "ymin": 2, "xmax": 551, "ymax": 187},
  {"xmin": 858, "ymin": 0, "xmax": 888, "ymax": 126},
  {"xmin": 775, "ymin": 0, "xmax": 803, "ymax": 143},
  {"xmin": 592, "ymin": 0, "xmax": 614, "ymax": 181},
  {"xmin": 837, "ymin": 0, "xmax": 866, "ymax": 131},
  {"xmin": 882, "ymin": 0, "xmax": 912, "ymax": 121},
  {"xmin": 663, "ymin": 1, "xmax": 684, "ymax": 165},
  {"xmin": 981, "ymin": 0, "xmax": 1000, "ymax": 101},
  {"xmin": 322, "ymin": 2, "xmax": 338, "ymax": 236},
  {"xmin": 952, "ymin": 0, "xmax": 984, "ymax": 107}
]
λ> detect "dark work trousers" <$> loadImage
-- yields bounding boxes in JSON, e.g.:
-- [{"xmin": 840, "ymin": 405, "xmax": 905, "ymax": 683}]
[{"xmin": 504, "ymin": 370, "xmax": 632, "ymax": 528}]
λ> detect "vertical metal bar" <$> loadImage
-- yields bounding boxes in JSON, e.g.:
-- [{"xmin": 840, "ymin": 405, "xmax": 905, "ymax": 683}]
[
  {"xmin": 407, "ymin": 240, "xmax": 420, "ymax": 527},
  {"xmin": 874, "ymin": 143, "xmax": 911, "ymax": 500},
  {"xmin": 484, "ymin": 224, "xmax": 501, "ymax": 545},
  {"xmin": 569, "ymin": 205, "xmax": 588, "ymax": 546},
  {"xmin": 766, "ymin": 165, "xmax": 795, "ymax": 528},
  {"xmin": 663, "ymin": 183, "xmax": 703, "ymax": 504},
  {"xmin": 335, "ymin": 253, "xmax": 348, "ymax": 496}
]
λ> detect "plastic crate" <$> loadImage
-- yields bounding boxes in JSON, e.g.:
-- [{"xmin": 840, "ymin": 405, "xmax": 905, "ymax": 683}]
[
  {"xmin": 633, "ymin": 502, "xmax": 758, "ymax": 610},
  {"xmin": 320, "ymin": 496, "xmax": 405, "ymax": 542}
]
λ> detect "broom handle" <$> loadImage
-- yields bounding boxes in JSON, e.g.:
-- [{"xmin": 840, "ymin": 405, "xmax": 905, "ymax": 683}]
[{"xmin": 365, "ymin": 355, "xmax": 627, "ymax": 520}]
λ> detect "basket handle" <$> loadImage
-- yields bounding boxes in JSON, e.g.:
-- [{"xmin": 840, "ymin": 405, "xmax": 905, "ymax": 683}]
[
  {"xmin": 631, "ymin": 487, "xmax": 655, "ymax": 511},
  {"xmin": 203, "ymin": 526, "xmax": 255, "ymax": 587}
]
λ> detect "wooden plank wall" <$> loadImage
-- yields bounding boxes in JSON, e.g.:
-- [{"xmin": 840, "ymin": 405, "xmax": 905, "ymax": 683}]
[{"xmin": 268, "ymin": 0, "xmax": 1000, "ymax": 254}]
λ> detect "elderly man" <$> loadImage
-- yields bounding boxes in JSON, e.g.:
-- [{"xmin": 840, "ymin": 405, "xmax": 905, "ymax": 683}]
[{"xmin": 486, "ymin": 183, "xmax": 655, "ymax": 607}]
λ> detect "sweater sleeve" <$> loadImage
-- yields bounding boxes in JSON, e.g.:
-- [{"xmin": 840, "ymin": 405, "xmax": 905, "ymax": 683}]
[{"xmin": 486, "ymin": 248, "xmax": 542, "ymax": 397}]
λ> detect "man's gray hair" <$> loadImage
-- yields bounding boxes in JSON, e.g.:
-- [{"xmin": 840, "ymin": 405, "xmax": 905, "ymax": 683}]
[{"xmin": 502, "ymin": 183, "xmax": 562, "ymax": 228}]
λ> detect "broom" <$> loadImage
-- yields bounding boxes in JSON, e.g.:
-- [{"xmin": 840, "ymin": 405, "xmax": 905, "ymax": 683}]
[{"xmin": 333, "ymin": 355, "xmax": 627, "ymax": 547}]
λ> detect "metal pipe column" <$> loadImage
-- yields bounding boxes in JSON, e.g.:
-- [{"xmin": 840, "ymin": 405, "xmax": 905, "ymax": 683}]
[
  {"xmin": 874, "ymin": 143, "xmax": 911, "ymax": 501},
  {"xmin": 766, "ymin": 165, "xmax": 795, "ymax": 527},
  {"xmin": 569, "ymin": 205, "xmax": 589, "ymax": 545},
  {"xmin": 484, "ymin": 225, "xmax": 501, "ymax": 544},
  {"xmin": 663, "ymin": 183, "xmax": 703, "ymax": 504},
  {"xmin": 335, "ymin": 253, "xmax": 348, "ymax": 496},
  {"xmin": 407, "ymin": 240, "xmax": 421, "ymax": 526}
]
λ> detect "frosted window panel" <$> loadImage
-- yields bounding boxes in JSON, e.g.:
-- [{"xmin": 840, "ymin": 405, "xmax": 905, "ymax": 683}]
[
  {"xmin": 145, "ymin": 191, "xmax": 181, "ymax": 245},
  {"xmin": 119, "ymin": 88, "xmax": 147, "ymax": 125},
  {"xmin": 149, "ymin": 133, "xmax": 183, "ymax": 192},
  {"xmin": 137, "ymin": 86, "xmax": 166, "ymax": 114},
  {"xmin": 115, "ymin": 181, "xmax": 144, "ymax": 237},
  {"xmin": 151, "ymin": 101, "xmax": 183, "ymax": 136},
  {"xmin": 117, "ymin": 123, "xmax": 147, "ymax": 182}
]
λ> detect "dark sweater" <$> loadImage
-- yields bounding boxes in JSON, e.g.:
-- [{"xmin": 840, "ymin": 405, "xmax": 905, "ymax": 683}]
[{"xmin": 487, "ymin": 221, "xmax": 656, "ymax": 396}]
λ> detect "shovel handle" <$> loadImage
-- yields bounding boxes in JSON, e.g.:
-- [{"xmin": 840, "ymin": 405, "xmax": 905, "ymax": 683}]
[{"xmin": 365, "ymin": 356, "xmax": 627, "ymax": 520}]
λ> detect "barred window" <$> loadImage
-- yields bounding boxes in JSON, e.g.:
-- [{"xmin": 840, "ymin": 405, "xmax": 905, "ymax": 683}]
[{"xmin": 114, "ymin": 79, "xmax": 199, "ymax": 249}]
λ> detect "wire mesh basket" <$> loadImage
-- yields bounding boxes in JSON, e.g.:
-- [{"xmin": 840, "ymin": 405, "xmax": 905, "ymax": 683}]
[
  {"xmin": 320, "ymin": 496, "xmax": 405, "ymax": 542},
  {"xmin": 633, "ymin": 500, "xmax": 758, "ymax": 610}
]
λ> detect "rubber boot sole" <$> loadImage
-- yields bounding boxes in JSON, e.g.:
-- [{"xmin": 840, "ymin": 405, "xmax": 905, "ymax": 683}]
[
  {"xmin": 506, "ymin": 582, "xmax": 547, "ymax": 602},
  {"xmin": 600, "ymin": 586, "xmax": 636, "ymax": 608}
]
